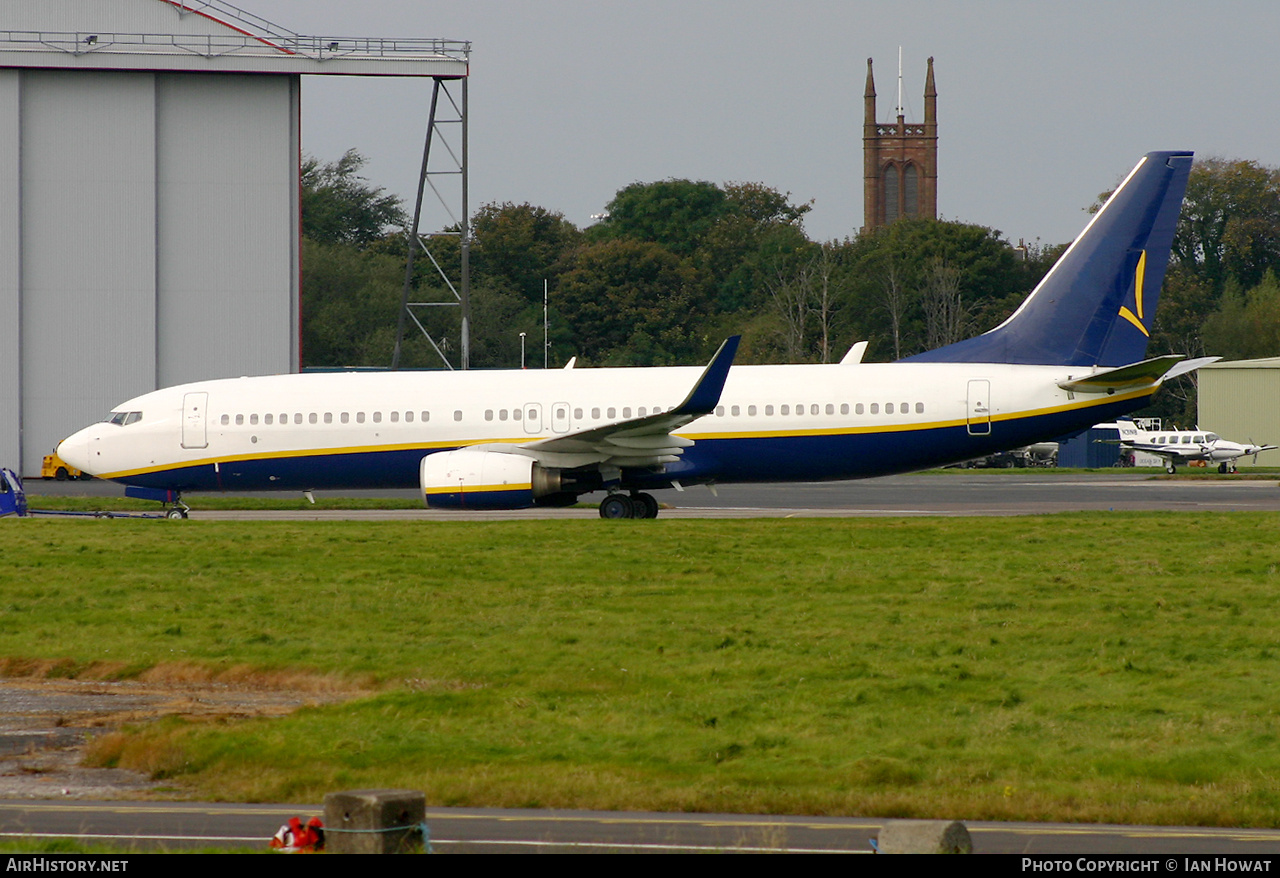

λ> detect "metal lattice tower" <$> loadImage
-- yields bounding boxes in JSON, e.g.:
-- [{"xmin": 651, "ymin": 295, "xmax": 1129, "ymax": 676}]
[{"xmin": 393, "ymin": 76, "xmax": 470, "ymax": 371}]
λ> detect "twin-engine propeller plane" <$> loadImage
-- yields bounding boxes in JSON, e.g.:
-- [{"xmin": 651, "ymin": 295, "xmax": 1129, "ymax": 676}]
[
  {"xmin": 58, "ymin": 151, "xmax": 1210, "ymax": 519},
  {"xmin": 1094, "ymin": 419, "xmax": 1276, "ymax": 473}
]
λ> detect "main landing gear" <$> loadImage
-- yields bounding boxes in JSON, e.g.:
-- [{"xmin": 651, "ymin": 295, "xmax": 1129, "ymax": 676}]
[
  {"xmin": 598, "ymin": 492, "xmax": 660, "ymax": 519},
  {"xmin": 165, "ymin": 498, "xmax": 190, "ymax": 519}
]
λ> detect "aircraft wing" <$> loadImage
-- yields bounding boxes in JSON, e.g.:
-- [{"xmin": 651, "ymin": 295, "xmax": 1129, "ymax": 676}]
[
  {"xmin": 479, "ymin": 336, "xmax": 740, "ymax": 470},
  {"xmin": 1129, "ymin": 443, "xmax": 1204, "ymax": 461}
]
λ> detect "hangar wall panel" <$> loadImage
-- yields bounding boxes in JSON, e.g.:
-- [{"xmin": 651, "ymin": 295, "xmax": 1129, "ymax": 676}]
[
  {"xmin": 20, "ymin": 70, "xmax": 158, "ymax": 472},
  {"xmin": 155, "ymin": 73, "xmax": 299, "ymax": 387},
  {"xmin": 1199, "ymin": 364, "xmax": 1280, "ymax": 467},
  {"xmin": 0, "ymin": 70, "xmax": 18, "ymax": 471}
]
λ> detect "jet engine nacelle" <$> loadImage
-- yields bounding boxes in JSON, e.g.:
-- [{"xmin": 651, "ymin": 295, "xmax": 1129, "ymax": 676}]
[{"xmin": 420, "ymin": 449, "xmax": 566, "ymax": 510}]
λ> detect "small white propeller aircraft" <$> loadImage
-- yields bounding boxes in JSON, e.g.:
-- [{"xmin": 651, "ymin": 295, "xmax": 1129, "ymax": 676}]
[{"xmin": 1094, "ymin": 419, "xmax": 1277, "ymax": 473}]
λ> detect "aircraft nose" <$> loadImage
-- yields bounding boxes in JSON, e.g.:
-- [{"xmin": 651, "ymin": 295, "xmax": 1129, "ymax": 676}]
[{"xmin": 56, "ymin": 428, "xmax": 94, "ymax": 475}]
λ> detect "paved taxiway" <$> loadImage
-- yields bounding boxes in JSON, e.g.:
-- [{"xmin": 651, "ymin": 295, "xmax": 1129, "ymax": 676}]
[
  {"xmin": 5, "ymin": 800, "xmax": 1280, "ymax": 854},
  {"xmin": 27, "ymin": 471, "xmax": 1280, "ymax": 518}
]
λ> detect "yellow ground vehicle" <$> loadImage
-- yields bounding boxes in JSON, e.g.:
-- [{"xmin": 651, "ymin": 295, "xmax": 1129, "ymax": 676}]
[{"xmin": 41, "ymin": 453, "xmax": 88, "ymax": 481}]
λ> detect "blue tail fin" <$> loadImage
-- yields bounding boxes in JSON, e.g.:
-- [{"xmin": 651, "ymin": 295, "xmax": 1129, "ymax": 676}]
[{"xmin": 904, "ymin": 151, "xmax": 1193, "ymax": 366}]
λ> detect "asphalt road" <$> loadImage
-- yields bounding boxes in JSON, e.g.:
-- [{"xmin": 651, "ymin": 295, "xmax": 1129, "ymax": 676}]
[
  {"xmin": 4, "ymin": 800, "xmax": 1280, "ymax": 854},
  {"xmin": 23, "ymin": 471, "xmax": 1280, "ymax": 519}
]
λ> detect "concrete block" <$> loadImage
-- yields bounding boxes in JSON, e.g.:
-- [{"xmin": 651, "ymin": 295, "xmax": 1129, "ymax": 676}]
[
  {"xmin": 323, "ymin": 789, "xmax": 426, "ymax": 854},
  {"xmin": 876, "ymin": 819, "xmax": 971, "ymax": 854}
]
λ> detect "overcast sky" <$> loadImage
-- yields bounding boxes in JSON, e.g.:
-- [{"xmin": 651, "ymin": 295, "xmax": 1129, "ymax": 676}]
[{"xmin": 241, "ymin": 0, "xmax": 1280, "ymax": 249}]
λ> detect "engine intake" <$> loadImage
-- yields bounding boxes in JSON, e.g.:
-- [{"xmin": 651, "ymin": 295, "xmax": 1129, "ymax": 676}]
[{"xmin": 421, "ymin": 449, "xmax": 566, "ymax": 510}]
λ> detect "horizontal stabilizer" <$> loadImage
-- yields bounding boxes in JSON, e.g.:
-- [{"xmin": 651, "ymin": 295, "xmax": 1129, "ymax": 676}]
[{"xmin": 1057, "ymin": 355, "xmax": 1187, "ymax": 394}]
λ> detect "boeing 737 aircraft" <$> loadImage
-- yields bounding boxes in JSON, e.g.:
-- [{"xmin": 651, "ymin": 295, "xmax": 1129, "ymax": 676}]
[
  {"xmin": 58, "ymin": 151, "xmax": 1208, "ymax": 518},
  {"xmin": 1094, "ymin": 419, "xmax": 1276, "ymax": 473}
]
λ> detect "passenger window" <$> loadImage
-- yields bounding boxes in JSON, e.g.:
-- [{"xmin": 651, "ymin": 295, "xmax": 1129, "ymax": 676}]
[
  {"xmin": 765, "ymin": 405, "xmax": 774, "ymax": 416},
  {"xmin": 235, "ymin": 414, "xmax": 244, "ymax": 425},
  {"xmin": 221, "ymin": 414, "xmax": 230, "ymax": 426},
  {"xmin": 308, "ymin": 413, "xmax": 317, "ymax": 425},
  {"xmin": 592, "ymin": 407, "xmax": 601, "ymax": 419},
  {"xmin": 916, "ymin": 402, "xmax": 924, "ymax": 414},
  {"xmin": 607, "ymin": 407, "xmax": 616, "ymax": 419},
  {"xmin": 748, "ymin": 405, "xmax": 757, "ymax": 416},
  {"xmin": 810, "ymin": 404, "xmax": 819, "ymax": 415},
  {"xmin": 294, "ymin": 413, "xmax": 302, "ymax": 424},
  {"xmin": 453, "ymin": 410, "xmax": 462, "ymax": 422},
  {"xmin": 870, "ymin": 403, "xmax": 879, "ymax": 414},
  {"xmin": 356, "ymin": 412, "xmax": 365, "ymax": 424},
  {"xmin": 825, "ymin": 404, "xmax": 834, "ymax": 415},
  {"xmin": 324, "ymin": 412, "xmax": 333, "ymax": 424},
  {"xmin": 715, "ymin": 406, "xmax": 724, "ymax": 417},
  {"xmin": 421, "ymin": 411, "xmax": 429, "ymax": 422},
  {"xmin": 485, "ymin": 410, "xmax": 494, "ymax": 421},
  {"xmin": 391, "ymin": 411, "xmax": 400, "ymax": 423},
  {"xmin": 781, "ymin": 405, "xmax": 789, "ymax": 415},
  {"xmin": 499, "ymin": 409, "xmax": 508, "ymax": 421},
  {"xmin": 886, "ymin": 403, "xmax": 894, "ymax": 414},
  {"xmin": 341, "ymin": 412, "xmax": 349, "ymax": 424},
  {"xmin": 513, "ymin": 409, "xmax": 522, "ymax": 421},
  {"xmin": 405, "ymin": 411, "xmax": 414, "ymax": 423},
  {"xmin": 731, "ymin": 405, "xmax": 740, "ymax": 417},
  {"xmin": 250, "ymin": 414, "xmax": 258, "ymax": 425},
  {"xmin": 623, "ymin": 407, "xmax": 632, "ymax": 418},
  {"xmin": 856, "ymin": 404, "xmax": 864, "ymax": 415},
  {"xmin": 638, "ymin": 407, "xmax": 647, "ymax": 417},
  {"xmin": 575, "ymin": 408, "xmax": 583, "ymax": 419},
  {"xmin": 265, "ymin": 414, "xmax": 273, "ymax": 425},
  {"xmin": 372, "ymin": 412, "xmax": 382, "ymax": 424},
  {"xmin": 840, "ymin": 404, "xmax": 849, "ymax": 415}
]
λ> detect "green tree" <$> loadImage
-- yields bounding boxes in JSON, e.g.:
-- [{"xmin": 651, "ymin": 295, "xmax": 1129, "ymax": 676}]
[
  {"xmin": 1202, "ymin": 270, "xmax": 1280, "ymax": 360},
  {"xmin": 1171, "ymin": 158, "xmax": 1280, "ymax": 294},
  {"xmin": 590, "ymin": 179, "xmax": 729, "ymax": 257},
  {"xmin": 471, "ymin": 202, "xmax": 582, "ymax": 304},
  {"xmin": 301, "ymin": 150, "xmax": 407, "ymax": 248},
  {"xmin": 840, "ymin": 219, "xmax": 1037, "ymax": 360},
  {"xmin": 555, "ymin": 238, "xmax": 702, "ymax": 365}
]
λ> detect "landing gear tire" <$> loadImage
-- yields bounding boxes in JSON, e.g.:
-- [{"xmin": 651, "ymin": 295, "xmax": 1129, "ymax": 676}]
[
  {"xmin": 165, "ymin": 508, "xmax": 188, "ymax": 520},
  {"xmin": 632, "ymin": 492, "xmax": 659, "ymax": 519},
  {"xmin": 1219, "ymin": 462, "xmax": 1230, "ymax": 474},
  {"xmin": 599, "ymin": 494, "xmax": 635, "ymax": 519},
  {"xmin": 1165, "ymin": 463, "xmax": 1177, "ymax": 474}
]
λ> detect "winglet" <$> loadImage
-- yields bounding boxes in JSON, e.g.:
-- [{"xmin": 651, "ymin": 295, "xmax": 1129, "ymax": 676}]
[{"xmin": 671, "ymin": 336, "xmax": 740, "ymax": 416}]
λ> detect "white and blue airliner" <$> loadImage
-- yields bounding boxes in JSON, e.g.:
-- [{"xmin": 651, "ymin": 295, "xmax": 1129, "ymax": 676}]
[{"xmin": 58, "ymin": 151, "xmax": 1209, "ymax": 518}]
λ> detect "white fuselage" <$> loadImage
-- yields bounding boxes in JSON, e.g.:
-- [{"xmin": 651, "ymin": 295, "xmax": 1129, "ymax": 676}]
[{"xmin": 58, "ymin": 361, "xmax": 1155, "ymax": 495}]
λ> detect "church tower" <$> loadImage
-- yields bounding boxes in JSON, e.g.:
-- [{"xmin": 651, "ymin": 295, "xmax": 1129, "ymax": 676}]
[{"xmin": 863, "ymin": 56, "xmax": 937, "ymax": 230}]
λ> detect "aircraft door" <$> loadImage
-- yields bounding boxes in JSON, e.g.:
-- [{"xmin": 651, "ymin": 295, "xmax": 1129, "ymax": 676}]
[
  {"xmin": 551, "ymin": 401, "xmax": 571, "ymax": 434},
  {"xmin": 182, "ymin": 392, "xmax": 209, "ymax": 449},
  {"xmin": 523, "ymin": 403, "xmax": 542, "ymax": 435},
  {"xmin": 967, "ymin": 380, "xmax": 991, "ymax": 436}
]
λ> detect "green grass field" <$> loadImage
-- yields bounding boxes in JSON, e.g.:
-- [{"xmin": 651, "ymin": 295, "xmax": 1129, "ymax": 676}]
[{"xmin": 5, "ymin": 514, "xmax": 1280, "ymax": 825}]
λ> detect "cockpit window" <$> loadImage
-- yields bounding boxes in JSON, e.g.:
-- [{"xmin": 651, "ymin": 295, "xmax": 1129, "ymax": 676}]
[{"xmin": 104, "ymin": 411, "xmax": 143, "ymax": 426}]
